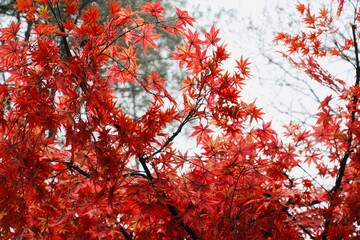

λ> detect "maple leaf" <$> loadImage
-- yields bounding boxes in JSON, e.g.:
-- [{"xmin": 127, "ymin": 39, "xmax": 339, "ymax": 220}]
[
  {"xmin": 245, "ymin": 100, "xmax": 264, "ymax": 123},
  {"xmin": 14, "ymin": 0, "xmax": 33, "ymax": 13},
  {"xmin": 185, "ymin": 29, "xmax": 203, "ymax": 49},
  {"xmin": 108, "ymin": 0, "xmax": 121, "ymax": 15},
  {"xmin": 0, "ymin": 21, "xmax": 20, "ymax": 41},
  {"xmin": 106, "ymin": 64, "xmax": 136, "ymax": 84},
  {"xmin": 190, "ymin": 122, "xmax": 214, "ymax": 144},
  {"xmin": 134, "ymin": 24, "xmax": 161, "ymax": 54},
  {"xmin": 204, "ymin": 25, "xmax": 221, "ymax": 47},
  {"xmin": 296, "ymin": 2, "xmax": 306, "ymax": 15},
  {"xmin": 0, "ymin": 40, "xmax": 27, "ymax": 67},
  {"xmin": 81, "ymin": 4, "xmax": 100, "ymax": 24},
  {"xmin": 273, "ymin": 32, "xmax": 288, "ymax": 43},
  {"xmin": 118, "ymin": 45, "xmax": 138, "ymax": 63},
  {"xmin": 116, "ymin": 7, "xmax": 134, "ymax": 25},
  {"xmin": 144, "ymin": 71, "xmax": 165, "ymax": 92},
  {"xmin": 63, "ymin": 18, "xmax": 76, "ymax": 31},
  {"xmin": 175, "ymin": 7, "xmax": 196, "ymax": 27},
  {"xmin": 170, "ymin": 42, "xmax": 192, "ymax": 67},
  {"xmin": 213, "ymin": 44, "xmax": 230, "ymax": 62},
  {"xmin": 139, "ymin": 1, "xmax": 165, "ymax": 19},
  {"xmin": 318, "ymin": 95, "xmax": 332, "ymax": 110},
  {"xmin": 256, "ymin": 121, "xmax": 277, "ymax": 143},
  {"xmin": 342, "ymin": 38, "xmax": 354, "ymax": 51},
  {"xmin": 302, "ymin": 179, "xmax": 313, "ymax": 189},
  {"xmin": 34, "ymin": 23, "xmax": 58, "ymax": 36},
  {"xmin": 235, "ymin": 56, "xmax": 251, "ymax": 78},
  {"xmin": 64, "ymin": 0, "xmax": 79, "ymax": 15},
  {"xmin": 329, "ymin": 47, "xmax": 341, "ymax": 56}
]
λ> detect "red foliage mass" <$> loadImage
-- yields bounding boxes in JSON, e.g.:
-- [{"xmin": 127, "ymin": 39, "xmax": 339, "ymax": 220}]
[{"xmin": 0, "ymin": 0, "xmax": 360, "ymax": 239}]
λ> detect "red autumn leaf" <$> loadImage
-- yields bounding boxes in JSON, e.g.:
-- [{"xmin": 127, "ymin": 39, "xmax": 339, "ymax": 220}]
[
  {"xmin": 14, "ymin": 0, "xmax": 33, "ymax": 13},
  {"xmin": 134, "ymin": 23, "xmax": 161, "ymax": 53},
  {"xmin": 204, "ymin": 25, "xmax": 221, "ymax": 47},
  {"xmin": 296, "ymin": 3, "xmax": 306, "ymax": 15},
  {"xmin": 34, "ymin": 23, "xmax": 58, "ymax": 36},
  {"xmin": 235, "ymin": 56, "xmax": 251, "ymax": 78},
  {"xmin": 81, "ymin": 4, "xmax": 100, "ymax": 24},
  {"xmin": 190, "ymin": 122, "xmax": 214, "ymax": 144},
  {"xmin": 108, "ymin": 0, "xmax": 121, "ymax": 15},
  {"xmin": 302, "ymin": 179, "xmax": 313, "ymax": 189},
  {"xmin": 185, "ymin": 29, "xmax": 203, "ymax": 48},
  {"xmin": 245, "ymin": 100, "xmax": 264, "ymax": 123},
  {"xmin": 139, "ymin": 1, "xmax": 165, "ymax": 19},
  {"xmin": 0, "ymin": 21, "xmax": 20, "ymax": 41},
  {"xmin": 64, "ymin": 0, "xmax": 79, "ymax": 15},
  {"xmin": 175, "ymin": 7, "xmax": 195, "ymax": 27}
]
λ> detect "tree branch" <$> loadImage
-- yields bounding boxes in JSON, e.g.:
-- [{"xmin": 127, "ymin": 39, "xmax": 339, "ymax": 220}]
[
  {"xmin": 24, "ymin": 20, "xmax": 33, "ymax": 40},
  {"xmin": 322, "ymin": 23, "xmax": 360, "ymax": 240},
  {"xmin": 138, "ymin": 154, "xmax": 154, "ymax": 180},
  {"xmin": 282, "ymin": 205, "xmax": 316, "ymax": 240},
  {"xmin": 47, "ymin": 2, "xmax": 72, "ymax": 58},
  {"xmin": 120, "ymin": 226, "xmax": 133, "ymax": 240},
  {"xmin": 142, "ymin": 105, "xmax": 199, "ymax": 162},
  {"xmin": 353, "ymin": 24, "xmax": 360, "ymax": 87},
  {"xmin": 166, "ymin": 203, "xmax": 200, "ymax": 239},
  {"xmin": 137, "ymin": 154, "xmax": 200, "ymax": 239},
  {"xmin": 65, "ymin": 161, "xmax": 90, "ymax": 178}
]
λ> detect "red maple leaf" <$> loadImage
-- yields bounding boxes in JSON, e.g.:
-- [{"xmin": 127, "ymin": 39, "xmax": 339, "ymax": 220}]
[
  {"xmin": 139, "ymin": 1, "xmax": 165, "ymax": 19},
  {"xmin": 204, "ymin": 25, "xmax": 220, "ymax": 47},
  {"xmin": 134, "ymin": 24, "xmax": 160, "ymax": 53},
  {"xmin": 175, "ymin": 7, "xmax": 195, "ymax": 27}
]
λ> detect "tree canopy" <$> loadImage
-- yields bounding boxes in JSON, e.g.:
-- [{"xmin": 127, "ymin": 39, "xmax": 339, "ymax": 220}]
[{"xmin": 0, "ymin": 0, "xmax": 360, "ymax": 239}]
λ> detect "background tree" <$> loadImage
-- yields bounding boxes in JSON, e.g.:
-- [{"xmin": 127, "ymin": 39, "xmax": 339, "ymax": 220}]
[{"xmin": 1, "ymin": 0, "xmax": 360, "ymax": 239}]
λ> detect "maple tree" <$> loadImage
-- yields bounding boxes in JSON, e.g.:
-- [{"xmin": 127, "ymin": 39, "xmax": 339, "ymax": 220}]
[
  {"xmin": 0, "ymin": 0, "xmax": 360, "ymax": 239},
  {"xmin": 0, "ymin": 0, "xmax": 188, "ymax": 122}
]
